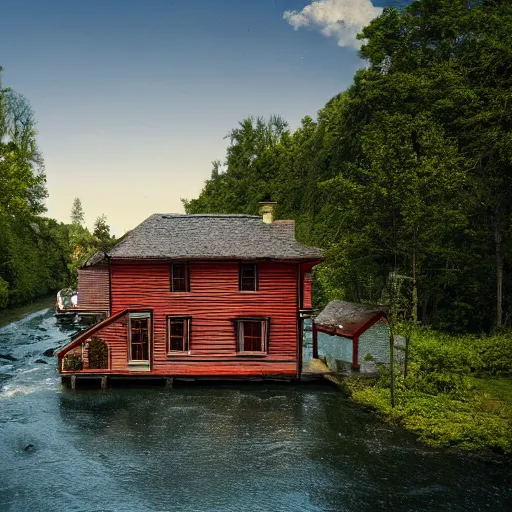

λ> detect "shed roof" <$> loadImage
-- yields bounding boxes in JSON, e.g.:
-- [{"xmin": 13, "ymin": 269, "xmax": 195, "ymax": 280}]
[
  {"xmin": 105, "ymin": 214, "xmax": 323, "ymax": 261},
  {"xmin": 314, "ymin": 300, "xmax": 386, "ymax": 337}
]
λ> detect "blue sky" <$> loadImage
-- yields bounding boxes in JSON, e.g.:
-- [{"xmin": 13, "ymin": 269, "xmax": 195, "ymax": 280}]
[{"xmin": 0, "ymin": 0, "xmax": 409, "ymax": 234}]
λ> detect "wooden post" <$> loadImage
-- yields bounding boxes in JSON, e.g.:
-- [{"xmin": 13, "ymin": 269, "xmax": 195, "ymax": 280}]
[
  {"xmin": 389, "ymin": 324, "xmax": 395, "ymax": 408},
  {"xmin": 352, "ymin": 334, "xmax": 359, "ymax": 370},
  {"xmin": 312, "ymin": 322, "xmax": 318, "ymax": 360},
  {"xmin": 100, "ymin": 376, "xmax": 108, "ymax": 390},
  {"xmin": 165, "ymin": 377, "xmax": 174, "ymax": 389},
  {"xmin": 404, "ymin": 336, "xmax": 410, "ymax": 378},
  {"xmin": 70, "ymin": 375, "xmax": 77, "ymax": 391}
]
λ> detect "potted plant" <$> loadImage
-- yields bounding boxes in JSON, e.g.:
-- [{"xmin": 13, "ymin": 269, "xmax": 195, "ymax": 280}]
[
  {"xmin": 63, "ymin": 354, "xmax": 83, "ymax": 371},
  {"xmin": 360, "ymin": 353, "xmax": 377, "ymax": 373}
]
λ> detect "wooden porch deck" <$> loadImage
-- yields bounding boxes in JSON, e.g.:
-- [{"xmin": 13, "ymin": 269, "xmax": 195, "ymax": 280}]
[{"xmin": 301, "ymin": 358, "xmax": 332, "ymax": 381}]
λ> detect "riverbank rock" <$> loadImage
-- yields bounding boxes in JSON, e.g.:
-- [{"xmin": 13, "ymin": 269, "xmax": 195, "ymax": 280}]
[
  {"xmin": 35, "ymin": 359, "xmax": 48, "ymax": 364},
  {"xmin": 43, "ymin": 348, "xmax": 56, "ymax": 357},
  {"xmin": 0, "ymin": 353, "xmax": 18, "ymax": 362}
]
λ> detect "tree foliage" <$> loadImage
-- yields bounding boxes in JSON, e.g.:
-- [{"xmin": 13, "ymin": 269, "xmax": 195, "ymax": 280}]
[
  {"xmin": 71, "ymin": 197, "xmax": 85, "ymax": 225},
  {"xmin": 67, "ymin": 203, "xmax": 116, "ymax": 286},
  {"xmin": 93, "ymin": 214, "xmax": 112, "ymax": 251},
  {"xmin": 0, "ymin": 67, "xmax": 71, "ymax": 307},
  {"xmin": 184, "ymin": 0, "xmax": 512, "ymax": 333}
]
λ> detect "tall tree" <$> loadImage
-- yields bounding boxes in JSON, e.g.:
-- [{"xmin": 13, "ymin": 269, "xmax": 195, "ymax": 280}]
[
  {"xmin": 70, "ymin": 197, "xmax": 85, "ymax": 225},
  {"xmin": 357, "ymin": 0, "xmax": 512, "ymax": 328},
  {"xmin": 0, "ymin": 67, "xmax": 70, "ymax": 306},
  {"xmin": 183, "ymin": 0, "xmax": 512, "ymax": 332},
  {"xmin": 93, "ymin": 214, "xmax": 112, "ymax": 252},
  {"xmin": 0, "ymin": 69, "xmax": 47, "ymax": 217}
]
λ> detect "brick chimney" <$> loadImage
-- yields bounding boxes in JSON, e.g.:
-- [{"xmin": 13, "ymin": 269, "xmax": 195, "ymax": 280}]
[{"xmin": 259, "ymin": 201, "xmax": 277, "ymax": 224}]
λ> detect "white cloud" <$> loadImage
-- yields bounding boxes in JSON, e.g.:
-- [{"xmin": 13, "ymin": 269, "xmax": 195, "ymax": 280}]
[{"xmin": 283, "ymin": 0, "xmax": 383, "ymax": 49}]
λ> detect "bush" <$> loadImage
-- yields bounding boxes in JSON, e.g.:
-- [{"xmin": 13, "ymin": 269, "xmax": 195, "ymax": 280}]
[
  {"xmin": 406, "ymin": 327, "xmax": 512, "ymax": 377},
  {"xmin": 350, "ymin": 384, "xmax": 512, "ymax": 454},
  {"xmin": 88, "ymin": 337, "xmax": 109, "ymax": 369},
  {"xmin": 475, "ymin": 335, "xmax": 512, "ymax": 375},
  {"xmin": 63, "ymin": 354, "xmax": 83, "ymax": 371},
  {"xmin": 345, "ymin": 327, "xmax": 512, "ymax": 454},
  {"xmin": 0, "ymin": 278, "xmax": 8, "ymax": 308},
  {"xmin": 409, "ymin": 329, "xmax": 481, "ymax": 373}
]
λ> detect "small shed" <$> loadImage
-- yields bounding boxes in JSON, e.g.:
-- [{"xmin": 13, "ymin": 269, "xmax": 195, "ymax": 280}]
[{"xmin": 313, "ymin": 301, "xmax": 389, "ymax": 371}]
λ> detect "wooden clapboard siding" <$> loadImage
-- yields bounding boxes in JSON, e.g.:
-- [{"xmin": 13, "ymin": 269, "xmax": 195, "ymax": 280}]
[
  {"xmin": 60, "ymin": 260, "xmax": 302, "ymax": 378},
  {"xmin": 96, "ymin": 314, "xmax": 129, "ymax": 370},
  {"xmin": 77, "ymin": 265, "xmax": 110, "ymax": 313},
  {"xmin": 303, "ymin": 272, "xmax": 313, "ymax": 309},
  {"xmin": 112, "ymin": 260, "xmax": 298, "ymax": 376}
]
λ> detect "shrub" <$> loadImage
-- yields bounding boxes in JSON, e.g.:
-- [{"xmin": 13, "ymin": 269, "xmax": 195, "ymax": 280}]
[
  {"xmin": 409, "ymin": 329, "xmax": 481, "ymax": 373},
  {"xmin": 88, "ymin": 336, "xmax": 109, "ymax": 369},
  {"xmin": 63, "ymin": 354, "xmax": 83, "ymax": 371},
  {"xmin": 347, "ymin": 326, "xmax": 512, "ymax": 454},
  {"xmin": 0, "ymin": 278, "xmax": 8, "ymax": 308},
  {"xmin": 475, "ymin": 334, "xmax": 512, "ymax": 375}
]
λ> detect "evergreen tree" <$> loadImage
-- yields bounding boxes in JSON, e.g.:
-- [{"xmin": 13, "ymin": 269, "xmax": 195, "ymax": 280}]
[
  {"xmin": 70, "ymin": 197, "xmax": 85, "ymax": 225},
  {"xmin": 93, "ymin": 214, "xmax": 112, "ymax": 252}
]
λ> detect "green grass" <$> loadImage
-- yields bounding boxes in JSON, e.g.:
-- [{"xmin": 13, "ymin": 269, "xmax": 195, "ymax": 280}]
[
  {"xmin": 471, "ymin": 377, "xmax": 512, "ymax": 403},
  {"xmin": 341, "ymin": 328, "xmax": 512, "ymax": 456},
  {"xmin": 346, "ymin": 379, "xmax": 512, "ymax": 454}
]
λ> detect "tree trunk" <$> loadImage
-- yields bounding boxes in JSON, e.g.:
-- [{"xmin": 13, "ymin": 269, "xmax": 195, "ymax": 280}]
[
  {"xmin": 389, "ymin": 321, "xmax": 395, "ymax": 408},
  {"xmin": 494, "ymin": 223, "xmax": 503, "ymax": 328},
  {"xmin": 412, "ymin": 248, "xmax": 418, "ymax": 323}
]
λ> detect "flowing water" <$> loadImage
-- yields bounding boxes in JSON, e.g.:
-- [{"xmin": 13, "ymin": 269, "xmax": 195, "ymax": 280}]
[{"xmin": 0, "ymin": 306, "xmax": 510, "ymax": 512}]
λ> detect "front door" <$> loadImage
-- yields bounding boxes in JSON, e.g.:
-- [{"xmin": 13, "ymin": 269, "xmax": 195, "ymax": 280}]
[{"xmin": 129, "ymin": 313, "xmax": 151, "ymax": 368}]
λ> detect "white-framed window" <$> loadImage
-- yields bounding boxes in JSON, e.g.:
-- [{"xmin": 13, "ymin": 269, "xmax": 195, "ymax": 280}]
[
  {"xmin": 167, "ymin": 316, "xmax": 191, "ymax": 354},
  {"xmin": 232, "ymin": 317, "xmax": 270, "ymax": 354},
  {"xmin": 128, "ymin": 312, "xmax": 151, "ymax": 362}
]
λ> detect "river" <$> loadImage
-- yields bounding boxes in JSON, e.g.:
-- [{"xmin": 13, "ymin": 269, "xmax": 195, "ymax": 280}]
[{"xmin": 0, "ymin": 306, "xmax": 510, "ymax": 512}]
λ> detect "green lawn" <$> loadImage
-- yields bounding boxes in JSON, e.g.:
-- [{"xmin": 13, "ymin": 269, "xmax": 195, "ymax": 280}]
[
  {"xmin": 345, "ymin": 375, "xmax": 512, "ymax": 455},
  {"xmin": 471, "ymin": 377, "xmax": 512, "ymax": 403}
]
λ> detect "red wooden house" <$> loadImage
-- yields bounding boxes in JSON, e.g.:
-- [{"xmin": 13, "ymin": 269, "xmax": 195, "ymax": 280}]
[{"xmin": 57, "ymin": 206, "xmax": 323, "ymax": 386}]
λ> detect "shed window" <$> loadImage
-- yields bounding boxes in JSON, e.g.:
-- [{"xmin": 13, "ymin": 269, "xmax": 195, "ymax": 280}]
[
  {"xmin": 167, "ymin": 317, "xmax": 190, "ymax": 353},
  {"xmin": 232, "ymin": 318, "xmax": 269, "ymax": 354},
  {"xmin": 170, "ymin": 263, "xmax": 189, "ymax": 292},
  {"xmin": 239, "ymin": 263, "xmax": 258, "ymax": 291}
]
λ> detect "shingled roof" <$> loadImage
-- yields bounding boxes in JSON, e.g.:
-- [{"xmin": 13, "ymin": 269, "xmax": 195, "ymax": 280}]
[
  {"xmin": 314, "ymin": 300, "xmax": 387, "ymax": 337},
  {"xmin": 106, "ymin": 214, "xmax": 324, "ymax": 261}
]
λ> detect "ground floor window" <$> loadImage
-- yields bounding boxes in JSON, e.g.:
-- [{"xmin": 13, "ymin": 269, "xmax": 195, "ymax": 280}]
[
  {"xmin": 129, "ymin": 312, "xmax": 151, "ymax": 361},
  {"xmin": 232, "ymin": 317, "xmax": 270, "ymax": 354},
  {"xmin": 167, "ymin": 316, "xmax": 191, "ymax": 353}
]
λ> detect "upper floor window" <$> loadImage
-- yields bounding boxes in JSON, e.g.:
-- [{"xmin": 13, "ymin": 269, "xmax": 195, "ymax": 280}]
[
  {"xmin": 239, "ymin": 263, "xmax": 258, "ymax": 291},
  {"xmin": 167, "ymin": 316, "xmax": 191, "ymax": 353},
  {"xmin": 170, "ymin": 262, "xmax": 189, "ymax": 292}
]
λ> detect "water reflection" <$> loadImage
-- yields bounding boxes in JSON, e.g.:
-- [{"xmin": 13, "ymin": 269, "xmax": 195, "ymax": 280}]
[{"xmin": 55, "ymin": 384, "xmax": 512, "ymax": 512}]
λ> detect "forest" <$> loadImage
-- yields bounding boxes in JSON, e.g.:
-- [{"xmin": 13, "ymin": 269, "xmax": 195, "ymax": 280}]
[
  {"xmin": 184, "ymin": 0, "xmax": 512, "ymax": 334},
  {"xmin": 0, "ymin": 68, "xmax": 113, "ymax": 308}
]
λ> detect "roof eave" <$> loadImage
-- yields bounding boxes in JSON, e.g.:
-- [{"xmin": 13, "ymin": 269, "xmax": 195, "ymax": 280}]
[{"xmin": 108, "ymin": 255, "xmax": 323, "ymax": 262}]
